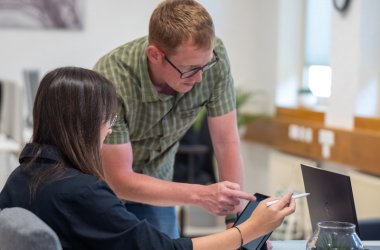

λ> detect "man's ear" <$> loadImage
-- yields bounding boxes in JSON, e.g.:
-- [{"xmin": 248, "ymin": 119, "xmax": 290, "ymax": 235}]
[{"xmin": 147, "ymin": 45, "xmax": 163, "ymax": 64}]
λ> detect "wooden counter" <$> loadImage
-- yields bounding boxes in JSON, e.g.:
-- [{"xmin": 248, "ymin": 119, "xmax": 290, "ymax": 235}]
[{"xmin": 244, "ymin": 107, "xmax": 380, "ymax": 177}]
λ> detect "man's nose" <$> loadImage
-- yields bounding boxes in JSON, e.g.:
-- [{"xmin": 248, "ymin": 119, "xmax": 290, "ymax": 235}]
[{"xmin": 190, "ymin": 70, "xmax": 203, "ymax": 82}]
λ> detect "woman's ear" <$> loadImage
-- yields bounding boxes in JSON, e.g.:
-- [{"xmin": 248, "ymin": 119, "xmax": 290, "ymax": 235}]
[{"xmin": 147, "ymin": 45, "xmax": 163, "ymax": 64}]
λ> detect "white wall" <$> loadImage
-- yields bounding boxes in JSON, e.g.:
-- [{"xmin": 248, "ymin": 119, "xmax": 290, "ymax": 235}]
[
  {"xmin": 0, "ymin": 0, "xmax": 279, "ymax": 107},
  {"xmin": 275, "ymin": 0, "xmax": 305, "ymax": 110},
  {"xmin": 0, "ymin": 0, "xmax": 158, "ymax": 85},
  {"xmin": 326, "ymin": 0, "xmax": 380, "ymax": 128},
  {"xmin": 202, "ymin": 0, "xmax": 279, "ymax": 114}
]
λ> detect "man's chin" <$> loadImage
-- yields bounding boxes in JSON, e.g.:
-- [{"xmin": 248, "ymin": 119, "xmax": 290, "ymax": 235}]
[{"xmin": 181, "ymin": 83, "xmax": 196, "ymax": 92}]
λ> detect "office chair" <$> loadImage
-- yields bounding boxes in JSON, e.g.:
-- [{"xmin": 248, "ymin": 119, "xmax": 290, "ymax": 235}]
[
  {"xmin": 174, "ymin": 120, "xmax": 224, "ymax": 237},
  {"xmin": 0, "ymin": 207, "xmax": 62, "ymax": 250}
]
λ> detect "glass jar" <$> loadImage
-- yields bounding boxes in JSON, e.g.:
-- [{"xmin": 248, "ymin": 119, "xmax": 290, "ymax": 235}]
[{"xmin": 306, "ymin": 221, "xmax": 364, "ymax": 250}]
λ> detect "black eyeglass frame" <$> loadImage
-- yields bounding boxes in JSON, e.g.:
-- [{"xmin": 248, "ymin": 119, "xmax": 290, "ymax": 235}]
[{"xmin": 164, "ymin": 50, "xmax": 219, "ymax": 79}]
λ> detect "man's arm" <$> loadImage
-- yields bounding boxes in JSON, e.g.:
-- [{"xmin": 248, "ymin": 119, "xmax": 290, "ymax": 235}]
[
  {"xmin": 101, "ymin": 141, "xmax": 254, "ymax": 214},
  {"xmin": 207, "ymin": 110, "xmax": 245, "ymax": 213}
]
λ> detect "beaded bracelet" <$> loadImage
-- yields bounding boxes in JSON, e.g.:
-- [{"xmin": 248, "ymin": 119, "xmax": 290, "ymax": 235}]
[{"xmin": 233, "ymin": 226, "xmax": 243, "ymax": 249}]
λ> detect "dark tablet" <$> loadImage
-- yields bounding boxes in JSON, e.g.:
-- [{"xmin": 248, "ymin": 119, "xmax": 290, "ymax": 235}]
[{"xmin": 233, "ymin": 193, "xmax": 271, "ymax": 250}]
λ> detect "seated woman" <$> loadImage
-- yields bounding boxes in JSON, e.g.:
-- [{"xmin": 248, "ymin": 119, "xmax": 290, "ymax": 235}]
[{"xmin": 0, "ymin": 67, "xmax": 295, "ymax": 249}]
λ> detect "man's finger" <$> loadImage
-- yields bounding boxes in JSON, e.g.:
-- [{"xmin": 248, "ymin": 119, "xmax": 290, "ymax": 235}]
[
  {"xmin": 223, "ymin": 181, "xmax": 240, "ymax": 190},
  {"xmin": 226, "ymin": 189, "xmax": 256, "ymax": 201}
]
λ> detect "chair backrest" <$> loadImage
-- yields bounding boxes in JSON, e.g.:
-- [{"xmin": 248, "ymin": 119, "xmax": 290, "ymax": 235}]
[{"xmin": 0, "ymin": 207, "xmax": 62, "ymax": 250}]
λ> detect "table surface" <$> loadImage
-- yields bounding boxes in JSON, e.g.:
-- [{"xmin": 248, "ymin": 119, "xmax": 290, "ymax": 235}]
[{"xmin": 271, "ymin": 240, "xmax": 380, "ymax": 250}]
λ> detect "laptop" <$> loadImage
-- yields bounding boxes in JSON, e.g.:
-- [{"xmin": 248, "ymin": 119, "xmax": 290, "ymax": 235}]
[{"xmin": 301, "ymin": 164, "xmax": 380, "ymax": 250}]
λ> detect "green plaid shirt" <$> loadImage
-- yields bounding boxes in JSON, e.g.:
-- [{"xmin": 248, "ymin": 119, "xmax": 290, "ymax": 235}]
[{"xmin": 94, "ymin": 36, "xmax": 235, "ymax": 181}]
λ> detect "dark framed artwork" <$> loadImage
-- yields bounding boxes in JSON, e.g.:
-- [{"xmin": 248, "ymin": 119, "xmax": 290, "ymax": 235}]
[{"xmin": 0, "ymin": 0, "xmax": 84, "ymax": 30}]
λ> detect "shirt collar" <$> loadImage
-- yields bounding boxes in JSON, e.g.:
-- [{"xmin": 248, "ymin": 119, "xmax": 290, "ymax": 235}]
[
  {"xmin": 19, "ymin": 143, "xmax": 63, "ymax": 164},
  {"xmin": 137, "ymin": 41, "xmax": 177, "ymax": 102},
  {"xmin": 138, "ymin": 52, "xmax": 159, "ymax": 102}
]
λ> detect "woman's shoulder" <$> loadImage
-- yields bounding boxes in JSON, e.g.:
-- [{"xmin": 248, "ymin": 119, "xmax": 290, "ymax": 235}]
[
  {"xmin": 49, "ymin": 170, "xmax": 132, "ymax": 218},
  {"xmin": 46, "ymin": 169, "xmax": 112, "ymax": 197}
]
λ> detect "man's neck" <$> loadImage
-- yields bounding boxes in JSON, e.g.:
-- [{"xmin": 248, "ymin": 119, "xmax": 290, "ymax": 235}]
[
  {"xmin": 148, "ymin": 61, "xmax": 177, "ymax": 95},
  {"xmin": 152, "ymin": 81, "xmax": 177, "ymax": 95}
]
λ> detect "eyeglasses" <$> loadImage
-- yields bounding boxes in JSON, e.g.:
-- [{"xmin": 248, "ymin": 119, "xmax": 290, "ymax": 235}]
[
  {"xmin": 108, "ymin": 114, "xmax": 118, "ymax": 129},
  {"xmin": 164, "ymin": 50, "xmax": 219, "ymax": 79}
]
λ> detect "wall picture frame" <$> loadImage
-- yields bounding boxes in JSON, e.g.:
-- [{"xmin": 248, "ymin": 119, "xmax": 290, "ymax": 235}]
[{"xmin": 0, "ymin": 0, "xmax": 84, "ymax": 30}]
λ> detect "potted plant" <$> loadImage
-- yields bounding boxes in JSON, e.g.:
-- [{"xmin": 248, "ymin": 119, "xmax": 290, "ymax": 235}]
[{"xmin": 193, "ymin": 88, "xmax": 269, "ymax": 134}]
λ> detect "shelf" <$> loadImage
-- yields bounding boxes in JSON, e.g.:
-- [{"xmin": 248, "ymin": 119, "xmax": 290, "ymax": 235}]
[{"xmin": 244, "ymin": 107, "xmax": 380, "ymax": 177}]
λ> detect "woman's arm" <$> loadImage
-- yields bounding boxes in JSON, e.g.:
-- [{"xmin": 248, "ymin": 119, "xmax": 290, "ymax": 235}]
[{"xmin": 192, "ymin": 193, "xmax": 296, "ymax": 250}]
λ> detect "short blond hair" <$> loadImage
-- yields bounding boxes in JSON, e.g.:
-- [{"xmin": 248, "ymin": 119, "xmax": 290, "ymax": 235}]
[{"xmin": 149, "ymin": 0, "xmax": 215, "ymax": 55}]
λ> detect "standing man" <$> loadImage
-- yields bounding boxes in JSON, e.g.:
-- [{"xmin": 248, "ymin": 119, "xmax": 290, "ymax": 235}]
[{"xmin": 94, "ymin": 0, "xmax": 254, "ymax": 238}]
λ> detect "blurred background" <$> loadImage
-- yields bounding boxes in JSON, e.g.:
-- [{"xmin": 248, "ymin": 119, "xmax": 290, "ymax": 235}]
[{"xmin": 1, "ymin": 0, "xmax": 380, "ymax": 241}]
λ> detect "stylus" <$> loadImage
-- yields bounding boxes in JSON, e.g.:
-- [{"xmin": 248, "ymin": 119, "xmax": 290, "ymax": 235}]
[{"xmin": 265, "ymin": 193, "xmax": 310, "ymax": 207}]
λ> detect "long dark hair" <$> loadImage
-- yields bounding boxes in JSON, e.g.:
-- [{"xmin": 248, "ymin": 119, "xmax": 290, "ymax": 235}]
[{"xmin": 28, "ymin": 67, "xmax": 117, "ymax": 197}]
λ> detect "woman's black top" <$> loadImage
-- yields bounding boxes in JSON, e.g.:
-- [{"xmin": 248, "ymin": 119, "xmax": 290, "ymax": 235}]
[{"xmin": 0, "ymin": 143, "xmax": 192, "ymax": 250}]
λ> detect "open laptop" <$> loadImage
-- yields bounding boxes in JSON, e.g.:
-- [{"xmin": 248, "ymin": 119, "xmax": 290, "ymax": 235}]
[{"xmin": 300, "ymin": 164, "xmax": 380, "ymax": 250}]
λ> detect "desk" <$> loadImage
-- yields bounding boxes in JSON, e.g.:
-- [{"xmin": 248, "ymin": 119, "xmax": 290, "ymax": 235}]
[{"xmin": 271, "ymin": 240, "xmax": 380, "ymax": 250}]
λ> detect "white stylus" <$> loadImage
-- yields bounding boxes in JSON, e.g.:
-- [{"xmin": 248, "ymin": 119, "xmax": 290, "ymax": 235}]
[{"xmin": 265, "ymin": 193, "xmax": 310, "ymax": 207}]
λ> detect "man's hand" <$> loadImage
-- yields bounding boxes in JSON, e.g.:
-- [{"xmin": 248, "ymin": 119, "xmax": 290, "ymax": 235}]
[{"xmin": 197, "ymin": 181, "xmax": 255, "ymax": 215}]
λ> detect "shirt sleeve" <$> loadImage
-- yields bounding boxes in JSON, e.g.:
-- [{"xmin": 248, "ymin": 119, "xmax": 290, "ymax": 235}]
[
  {"xmin": 59, "ymin": 180, "xmax": 192, "ymax": 250},
  {"xmin": 94, "ymin": 53, "xmax": 131, "ymax": 144},
  {"xmin": 205, "ymin": 38, "xmax": 236, "ymax": 117}
]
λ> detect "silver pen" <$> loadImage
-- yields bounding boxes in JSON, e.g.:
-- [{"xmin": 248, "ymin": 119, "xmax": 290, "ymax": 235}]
[{"xmin": 265, "ymin": 193, "xmax": 310, "ymax": 207}]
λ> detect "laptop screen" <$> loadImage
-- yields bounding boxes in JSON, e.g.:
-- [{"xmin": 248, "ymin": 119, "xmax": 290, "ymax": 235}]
[{"xmin": 300, "ymin": 164, "xmax": 360, "ymax": 236}]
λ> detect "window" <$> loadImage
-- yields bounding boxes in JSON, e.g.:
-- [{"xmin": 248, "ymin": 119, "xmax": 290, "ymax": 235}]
[{"xmin": 303, "ymin": 0, "xmax": 332, "ymax": 101}]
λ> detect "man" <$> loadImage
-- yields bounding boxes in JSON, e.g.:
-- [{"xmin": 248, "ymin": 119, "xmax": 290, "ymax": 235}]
[{"xmin": 94, "ymin": 0, "xmax": 254, "ymax": 238}]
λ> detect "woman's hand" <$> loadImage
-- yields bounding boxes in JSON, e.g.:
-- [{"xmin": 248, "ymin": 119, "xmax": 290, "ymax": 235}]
[{"xmin": 247, "ymin": 192, "xmax": 296, "ymax": 237}]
